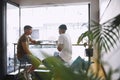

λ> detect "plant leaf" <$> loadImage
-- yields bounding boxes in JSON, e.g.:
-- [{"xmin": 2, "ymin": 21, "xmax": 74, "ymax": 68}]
[
  {"xmin": 77, "ymin": 31, "xmax": 89, "ymax": 44},
  {"xmin": 103, "ymin": 31, "xmax": 116, "ymax": 48}
]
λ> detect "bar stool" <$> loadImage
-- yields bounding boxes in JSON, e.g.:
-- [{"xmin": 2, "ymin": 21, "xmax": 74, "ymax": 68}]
[
  {"xmin": 18, "ymin": 61, "xmax": 27, "ymax": 73},
  {"xmin": 15, "ymin": 61, "xmax": 27, "ymax": 80}
]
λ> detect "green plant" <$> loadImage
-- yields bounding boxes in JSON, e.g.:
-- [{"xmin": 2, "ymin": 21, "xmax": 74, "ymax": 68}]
[
  {"xmin": 77, "ymin": 14, "xmax": 120, "ymax": 53},
  {"xmin": 42, "ymin": 56, "xmax": 103, "ymax": 80},
  {"xmin": 77, "ymin": 14, "xmax": 120, "ymax": 79}
]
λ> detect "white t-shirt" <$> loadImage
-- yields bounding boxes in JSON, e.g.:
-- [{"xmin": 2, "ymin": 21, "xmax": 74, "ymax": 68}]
[{"xmin": 58, "ymin": 33, "xmax": 72, "ymax": 63}]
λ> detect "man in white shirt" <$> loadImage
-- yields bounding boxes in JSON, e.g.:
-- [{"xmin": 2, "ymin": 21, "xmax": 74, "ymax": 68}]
[{"xmin": 55, "ymin": 24, "xmax": 72, "ymax": 63}]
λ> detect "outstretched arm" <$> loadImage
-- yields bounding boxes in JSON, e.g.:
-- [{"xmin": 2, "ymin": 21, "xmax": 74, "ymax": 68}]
[
  {"xmin": 29, "ymin": 37, "xmax": 37, "ymax": 44},
  {"xmin": 29, "ymin": 37, "xmax": 41, "ymax": 44}
]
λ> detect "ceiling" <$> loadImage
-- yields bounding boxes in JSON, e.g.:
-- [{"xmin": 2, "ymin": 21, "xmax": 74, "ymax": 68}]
[{"xmin": 10, "ymin": 0, "xmax": 90, "ymax": 7}]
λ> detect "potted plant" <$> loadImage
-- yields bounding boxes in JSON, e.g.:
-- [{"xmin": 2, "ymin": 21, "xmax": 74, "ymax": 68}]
[
  {"xmin": 77, "ymin": 14, "xmax": 120, "ymax": 79},
  {"xmin": 78, "ymin": 14, "xmax": 120, "ymax": 57},
  {"xmin": 77, "ymin": 30, "xmax": 94, "ymax": 57}
]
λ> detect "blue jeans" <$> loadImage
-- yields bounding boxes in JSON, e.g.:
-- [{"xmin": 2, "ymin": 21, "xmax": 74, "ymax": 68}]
[
  {"xmin": 18, "ymin": 54, "xmax": 31, "ymax": 64},
  {"xmin": 54, "ymin": 52, "xmax": 65, "ymax": 62}
]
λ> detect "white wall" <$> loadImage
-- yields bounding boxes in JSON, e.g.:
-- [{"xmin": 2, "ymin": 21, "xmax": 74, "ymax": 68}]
[
  {"xmin": 100, "ymin": 0, "xmax": 120, "ymax": 23},
  {"xmin": 99, "ymin": 0, "xmax": 120, "ymax": 79}
]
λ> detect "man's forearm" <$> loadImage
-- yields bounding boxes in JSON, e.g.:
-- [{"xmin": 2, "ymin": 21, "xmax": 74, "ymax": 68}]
[{"xmin": 57, "ymin": 44, "xmax": 63, "ymax": 51}]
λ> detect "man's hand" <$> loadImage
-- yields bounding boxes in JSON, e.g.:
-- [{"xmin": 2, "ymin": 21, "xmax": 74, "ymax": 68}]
[
  {"xmin": 31, "ymin": 40, "xmax": 37, "ymax": 44},
  {"xmin": 36, "ymin": 41, "xmax": 41, "ymax": 44},
  {"xmin": 57, "ymin": 44, "xmax": 63, "ymax": 51}
]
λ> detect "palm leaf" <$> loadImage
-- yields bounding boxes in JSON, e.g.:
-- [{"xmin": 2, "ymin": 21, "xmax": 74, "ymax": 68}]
[
  {"xmin": 93, "ymin": 15, "xmax": 120, "ymax": 52},
  {"xmin": 102, "ymin": 37, "xmax": 111, "ymax": 52},
  {"xmin": 94, "ymin": 33, "xmax": 101, "ymax": 44},
  {"xmin": 77, "ymin": 31, "xmax": 90, "ymax": 44},
  {"xmin": 103, "ymin": 31, "xmax": 116, "ymax": 47},
  {"xmin": 111, "ymin": 14, "xmax": 120, "ymax": 27},
  {"xmin": 96, "ymin": 36, "xmax": 103, "ymax": 53},
  {"xmin": 42, "ymin": 56, "xmax": 103, "ymax": 80},
  {"xmin": 104, "ymin": 28, "xmax": 119, "ymax": 40},
  {"xmin": 104, "ymin": 34, "xmax": 113, "ymax": 46}
]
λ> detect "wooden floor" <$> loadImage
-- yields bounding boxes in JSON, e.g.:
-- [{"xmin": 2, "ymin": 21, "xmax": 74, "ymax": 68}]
[{"xmin": 88, "ymin": 57, "xmax": 106, "ymax": 80}]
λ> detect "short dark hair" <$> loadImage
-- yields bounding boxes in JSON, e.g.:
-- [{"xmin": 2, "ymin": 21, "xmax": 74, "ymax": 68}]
[
  {"xmin": 24, "ymin": 25, "xmax": 32, "ymax": 31},
  {"xmin": 59, "ymin": 24, "xmax": 67, "ymax": 30}
]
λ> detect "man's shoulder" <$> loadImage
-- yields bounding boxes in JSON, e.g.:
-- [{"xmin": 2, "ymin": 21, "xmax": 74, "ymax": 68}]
[
  {"xmin": 19, "ymin": 34, "xmax": 27, "ymax": 42},
  {"xmin": 60, "ymin": 34, "xmax": 67, "ymax": 37}
]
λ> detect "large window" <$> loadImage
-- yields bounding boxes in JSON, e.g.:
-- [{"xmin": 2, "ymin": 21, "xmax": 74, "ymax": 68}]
[
  {"xmin": 21, "ymin": 5, "xmax": 88, "ymax": 42},
  {"xmin": 21, "ymin": 4, "xmax": 89, "ymax": 62},
  {"xmin": 6, "ymin": 3, "xmax": 89, "ymax": 74},
  {"xmin": 7, "ymin": 3, "xmax": 20, "ymax": 73}
]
